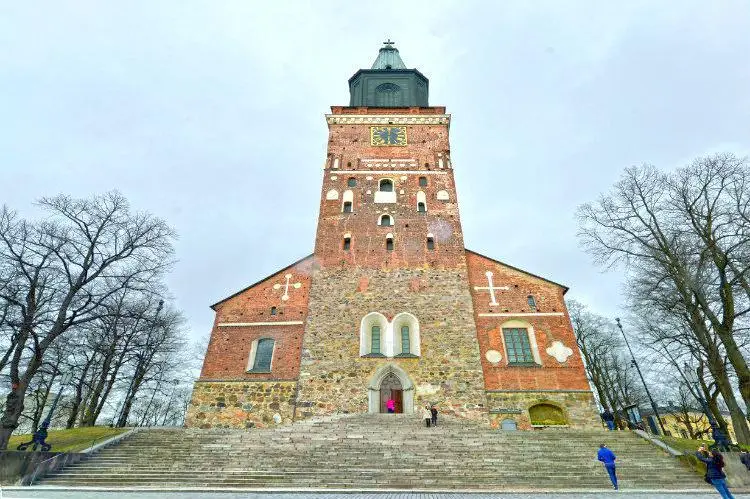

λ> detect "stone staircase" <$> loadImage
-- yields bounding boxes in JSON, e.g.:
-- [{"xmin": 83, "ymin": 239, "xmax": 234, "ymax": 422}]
[{"xmin": 39, "ymin": 414, "xmax": 707, "ymax": 490}]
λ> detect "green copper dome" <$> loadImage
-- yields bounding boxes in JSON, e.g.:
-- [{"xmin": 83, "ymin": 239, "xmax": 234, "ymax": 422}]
[
  {"xmin": 371, "ymin": 41, "xmax": 407, "ymax": 70},
  {"xmin": 348, "ymin": 40, "xmax": 429, "ymax": 108}
]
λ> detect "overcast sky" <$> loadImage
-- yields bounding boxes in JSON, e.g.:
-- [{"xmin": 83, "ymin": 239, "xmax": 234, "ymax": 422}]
[{"xmin": 2, "ymin": 1, "xmax": 749, "ymax": 345}]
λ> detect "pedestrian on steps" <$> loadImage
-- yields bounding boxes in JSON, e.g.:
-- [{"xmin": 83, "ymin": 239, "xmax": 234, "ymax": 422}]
[
  {"xmin": 430, "ymin": 404, "xmax": 438, "ymax": 427},
  {"xmin": 696, "ymin": 448, "xmax": 735, "ymax": 499},
  {"xmin": 597, "ymin": 443, "xmax": 618, "ymax": 490},
  {"xmin": 422, "ymin": 405, "xmax": 432, "ymax": 427},
  {"xmin": 386, "ymin": 398, "xmax": 395, "ymax": 413}
]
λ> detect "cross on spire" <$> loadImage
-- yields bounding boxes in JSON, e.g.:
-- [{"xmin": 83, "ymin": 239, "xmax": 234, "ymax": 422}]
[{"xmin": 383, "ymin": 39, "xmax": 395, "ymax": 48}]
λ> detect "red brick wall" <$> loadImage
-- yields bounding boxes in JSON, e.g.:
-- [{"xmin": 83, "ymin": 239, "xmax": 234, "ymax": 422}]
[
  {"xmin": 199, "ymin": 257, "xmax": 313, "ymax": 380},
  {"xmin": 314, "ymin": 106, "xmax": 466, "ymax": 269},
  {"xmin": 466, "ymin": 250, "xmax": 590, "ymax": 391}
]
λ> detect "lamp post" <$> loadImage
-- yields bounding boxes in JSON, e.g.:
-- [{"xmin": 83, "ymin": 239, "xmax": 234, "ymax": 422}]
[
  {"xmin": 683, "ymin": 362, "xmax": 732, "ymax": 451},
  {"xmin": 615, "ymin": 318, "xmax": 667, "ymax": 436}
]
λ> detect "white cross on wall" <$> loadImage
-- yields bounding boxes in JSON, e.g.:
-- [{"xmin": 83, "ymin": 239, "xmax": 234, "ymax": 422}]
[
  {"xmin": 474, "ymin": 271, "xmax": 509, "ymax": 306},
  {"xmin": 273, "ymin": 273, "xmax": 302, "ymax": 301}
]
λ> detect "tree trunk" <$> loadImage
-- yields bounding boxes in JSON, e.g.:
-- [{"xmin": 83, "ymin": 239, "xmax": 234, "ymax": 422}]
[{"xmin": 0, "ymin": 384, "xmax": 28, "ymax": 450}]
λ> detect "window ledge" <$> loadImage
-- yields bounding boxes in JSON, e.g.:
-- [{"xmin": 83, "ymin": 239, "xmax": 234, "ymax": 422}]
[
  {"xmin": 246, "ymin": 369, "xmax": 272, "ymax": 374},
  {"xmin": 507, "ymin": 362, "xmax": 541, "ymax": 368},
  {"xmin": 361, "ymin": 353, "xmax": 386, "ymax": 358},
  {"xmin": 394, "ymin": 353, "xmax": 419, "ymax": 358}
]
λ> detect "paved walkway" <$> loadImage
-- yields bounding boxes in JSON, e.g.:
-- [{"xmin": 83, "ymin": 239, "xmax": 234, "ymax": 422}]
[{"xmin": 1, "ymin": 491, "xmax": 748, "ymax": 499}]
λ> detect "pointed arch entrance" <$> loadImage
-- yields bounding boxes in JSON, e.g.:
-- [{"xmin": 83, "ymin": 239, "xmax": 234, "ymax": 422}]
[{"xmin": 367, "ymin": 363, "xmax": 415, "ymax": 414}]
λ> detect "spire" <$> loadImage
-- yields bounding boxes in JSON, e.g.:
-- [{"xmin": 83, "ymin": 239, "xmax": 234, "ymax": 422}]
[{"xmin": 371, "ymin": 39, "xmax": 407, "ymax": 70}]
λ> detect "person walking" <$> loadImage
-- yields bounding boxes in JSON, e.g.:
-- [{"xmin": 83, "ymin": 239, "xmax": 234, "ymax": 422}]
[
  {"xmin": 597, "ymin": 443, "xmax": 618, "ymax": 490},
  {"xmin": 740, "ymin": 450, "xmax": 750, "ymax": 471},
  {"xmin": 696, "ymin": 448, "xmax": 735, "ymax": 499},
  {"xmin": 386, "ymin": 398, "xmax": 395, "ymax": 414},
  {"xmin": 601, "ymin": 409, "xmax": 615, "ymax": 431},
  {"xmin": 430, "ymin": 404, "xmax": 438, "ymax": 427},
  {"xmin": 421, "ymin": 405, "xmax": 432, "ymax": 427}
]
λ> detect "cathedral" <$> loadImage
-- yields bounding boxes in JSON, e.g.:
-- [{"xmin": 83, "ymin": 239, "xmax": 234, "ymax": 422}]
[{"xmin": 186, "ymin": 42, "xmax": 598, "ymax": 430}]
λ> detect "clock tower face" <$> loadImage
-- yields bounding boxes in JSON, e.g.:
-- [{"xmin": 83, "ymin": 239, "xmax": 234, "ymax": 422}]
[{"xmin": 370, "ymin": 126, "xmax": 407, "ymax": 146}]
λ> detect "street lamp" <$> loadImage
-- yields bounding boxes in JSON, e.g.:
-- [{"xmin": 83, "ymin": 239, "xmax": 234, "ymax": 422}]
[
  {"xmin": 682, "ymin": 362, "xmax": 732, "ymax": 451},
  {"xmin": 615, "ymin": 318, "xmax": 667, "ymax": 435}
]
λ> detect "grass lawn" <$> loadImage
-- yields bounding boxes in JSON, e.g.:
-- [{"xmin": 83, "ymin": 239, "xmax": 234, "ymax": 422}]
[
  {"xmin": 9, "ymin": 426, "xmax": 127, "ymax": 453},
  {"xmin": 659, "ymin": 435, "xmax": 714, "ymax": 454}
]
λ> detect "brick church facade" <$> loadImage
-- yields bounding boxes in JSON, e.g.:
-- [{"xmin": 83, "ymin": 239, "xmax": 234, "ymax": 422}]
[{"xmin": 186, "ymin": 43, "xmax": 599, "ymax": 430}]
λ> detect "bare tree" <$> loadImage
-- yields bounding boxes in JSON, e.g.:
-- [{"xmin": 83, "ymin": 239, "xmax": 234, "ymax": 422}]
[
  {"xmin": 0, "ymin": 192, "xmax": 175, "ymax": 449},
  {"xmin": 578, "ymin": 153, "xmax": 750, "ymax": 443}
]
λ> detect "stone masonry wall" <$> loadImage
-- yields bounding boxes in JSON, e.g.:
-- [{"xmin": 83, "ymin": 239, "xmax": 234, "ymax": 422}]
[
  {"xmin": 296, "ymin": 266, "xmax": 487, "ymax": 421},
  {"xmin": 185, "ymin": 381, "xmax": 297, "ymax": 429},
  {"xmin": 486, "ymin": 390, "xmax": 599, "ymax": 430}
]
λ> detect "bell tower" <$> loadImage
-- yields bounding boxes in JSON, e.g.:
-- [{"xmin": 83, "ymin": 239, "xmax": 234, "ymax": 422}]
[{"xmin": 297, "ymin": 42, "xmax": 487, "ymax": 421}]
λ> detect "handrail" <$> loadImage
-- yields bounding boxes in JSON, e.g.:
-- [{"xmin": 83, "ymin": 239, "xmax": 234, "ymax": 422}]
[{"xmin": 18, "ymin": 427, "xmax": 140, "ymax": 486}]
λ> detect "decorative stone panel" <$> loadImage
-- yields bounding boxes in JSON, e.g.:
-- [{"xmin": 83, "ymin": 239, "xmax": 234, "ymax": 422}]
[{"xmin": 486, "ymin": 390, "xmax": 599, "ymax": 430}]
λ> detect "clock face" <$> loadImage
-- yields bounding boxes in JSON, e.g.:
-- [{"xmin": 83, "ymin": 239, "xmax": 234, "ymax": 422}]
[{"xmin": 370, "ymin": 126, "xmax": 407, "ymax": 146}]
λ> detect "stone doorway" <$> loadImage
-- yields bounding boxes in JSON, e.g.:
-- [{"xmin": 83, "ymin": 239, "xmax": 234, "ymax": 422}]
[
  {"xmin": 379, "ymin": 373, "xmax": 403, "ymax": 413},
  {"xmin": 368, "ymin": 363, "xmax": 415, "ymax": 414}
]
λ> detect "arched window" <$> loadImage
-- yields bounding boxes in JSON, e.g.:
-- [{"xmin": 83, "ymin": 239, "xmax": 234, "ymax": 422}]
[
  {"xmin": 400, "ymin": 326, "xmax": 410, "ymax": 354},
  {"xmin": 347, "ymin": 177, "xmax": 357, "ymax": 187},
  {"xmin": 393, "ymin": 312, "xmax": 421, "ymax": 357},
  {"xmin": 247, "ymin": 338, "xmax": 275, "ymax": 372},
  {"xmin": 360, "ymin": 312, "xmax": 388, "ymax": 357},
  {"xmin": 270, "ymin": 307, "xmax": 277, "ymax": 316},
  {"xmin": 374, "ymin": 83, "xmax": 403, "ymax": 107},
  {"xmin": 419, "ymin": 176, "xmax": 428, "ymax": 187},
  {"xmin": 386, "ymin": 234, "xmax": 394, "ymax": 251},
  {"xmin": 503, "ymin": 327, "xmax": 535, "ymax": 365},
  {"xmin": 379, "ymin": 179, "xmax": 394, "ymax": 192},
  {"xmin": 342, "ymin": 189, "xmax": 353, "ymax": 213},
  {"xmin": 371, "ymin": 325, "xmax": 381, "ymax": 354},
  {"xmin": 416, "ymin": 191, "xmax": 427, "ymax": 212},
  {"xmin": 343, "ymin": 236, "xmax": 351, "ymax": 251},
  {"xmin": 379, "ymin": 214, "xmax": 393, "ymax": 226},
  {"xmin": 426, "ymin": 236, "xmax": 435, "ymax": 250},
  {"xmin": 527, "ymin": 295, "xmax": 537, "ymax": 312}
]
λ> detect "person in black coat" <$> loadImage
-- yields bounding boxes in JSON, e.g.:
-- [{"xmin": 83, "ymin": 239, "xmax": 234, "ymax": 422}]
[
  {"xmin": 695, "ymin": 449, "xmax": 735, "ymax": 499},
  {"xmin": 430, "ymin": 404, "xmax": 438, "ymax": 427}
]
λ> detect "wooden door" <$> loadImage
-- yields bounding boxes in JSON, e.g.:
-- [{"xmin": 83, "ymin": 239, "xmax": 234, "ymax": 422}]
[{"xmin": 393, "ymin": 389, "xmax": 403, "ymax": 413}]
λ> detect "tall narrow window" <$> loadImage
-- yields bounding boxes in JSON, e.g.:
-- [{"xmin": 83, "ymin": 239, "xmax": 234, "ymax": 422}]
[
  {"xmin": 503, "ymin": 328, "xmax": 535, "ymax": 365},
  {"xmin": 426, "ymin": 237, "xmax": 435, "ymax": 250},
  {"xmin": 380, "ymin": 214, "xmax": 392, "ymax": 226},
  {"xmin": 386, "ymin": 237, "xmax": 394, "ymax": 251},
  {"xmin": 371, "ymin": 326, "xmax": 381, "ymax": 354},
  {"xmin": 347, "ymin": 177, "xmax": 357, "ymax": 187},
  {"xmin": 379, "ymin": 179, "xmax": 394, "ymax": 192},
  {"xmin": 270, "ymin": 307, "xmax": 277, "ymax": 316},
  {"xmin": 527, "ymin": 295, "xmax": 537, "ymax": 312},
  {"xmin": 401, "ymin": 326, "xmax": 410, "ymax": 354},
  {"xmin": 252, "ymin": 338, "xmax": 275, "ymax": 372},
  {"xmin": 417, "ymin": 202, "xmax": 426, "ymax": 213},
  {"xmin": 343, "ymin": 201, "xmax": 352, "ymax": 213},
  {"xmin": 343, "ymin": 237, "xmax": 351, "ymax": 250},
  {"xmin": 419, "ymin": 176, "xmax": 428, "ymax": 187}
]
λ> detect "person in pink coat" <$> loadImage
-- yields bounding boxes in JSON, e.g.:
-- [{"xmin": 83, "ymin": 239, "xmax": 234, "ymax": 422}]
[{"xmin": 386, "ymin": 398, "xmax": 395, "ymax": 413}]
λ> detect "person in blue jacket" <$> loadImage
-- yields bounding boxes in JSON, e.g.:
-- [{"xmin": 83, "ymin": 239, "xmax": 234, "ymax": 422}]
[
  {"xmin": 696, "ymin": 448, "xmax": 735, "ymax": 499},
  {"xmin": 597, "ymin": 443, "xmax": 618, "ymax": 490}
]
